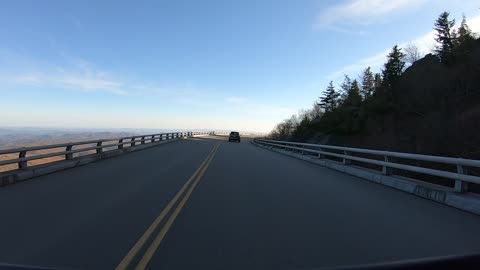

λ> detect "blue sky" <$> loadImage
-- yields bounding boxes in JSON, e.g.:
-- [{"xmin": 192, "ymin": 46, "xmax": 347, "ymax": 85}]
[{"xmin": 1, "ymin": 0, "xmax": 479, "ymax": 132}]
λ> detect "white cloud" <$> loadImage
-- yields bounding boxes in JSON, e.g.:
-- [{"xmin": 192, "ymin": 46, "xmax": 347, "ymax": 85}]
[
  {"xmin": 11, "ymin": 70, "xmax": 129, "ymax": 96},
  {"xmin": 314, "ymin": 0, "xmax": 429, "ymax": 30},
  {"xmin": 326, "ymin": 49, "xmax": 389, "ymax": 80},
  {"xmin": 225, "ymin": 96, "xmax": 248, "ymax": 104},
  {"xmin": 326, "ymin": 14, "xmax": 480, "ymax": 81},
  {"xmin": 3, "ymin": 55, "xmax": 209, "ymax": 98},
  {"xmin": 61, "ymin": 77, "xmax": 127, "ymax": 95}
]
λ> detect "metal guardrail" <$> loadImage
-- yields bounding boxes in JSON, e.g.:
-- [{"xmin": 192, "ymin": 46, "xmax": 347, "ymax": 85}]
[
  {"xmin": 0, "ymin": 131, "xmax": 214, "ymax": 173},
  {"xmin": 253, "ymin": 139, "xmax": 480, "ymax": 193}
]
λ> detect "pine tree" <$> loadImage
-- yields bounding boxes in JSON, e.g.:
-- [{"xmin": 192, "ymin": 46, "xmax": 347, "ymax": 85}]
[
  {"xmin": 361, "ymin": 67, "xmax": 375, "ymax": 99},
  {"xmin": 457, "ymin": 14, "xmax": 475, "ymax": 49},
  {"xmin": 319, "ymin": 81, "xmax": 340, "ymax": 112},
  {"xmin": 434, "ymin": 11, "xmax": 456, "ymax": 63},
  {"xmin": 382, "ymin": 45, "xmax": 405, "ymax": 87},
  {"xmin": 374, "ymin": 73, "xmax": 382, "ymax": 91},
  {"xmin": 343, "ymin": 79, "xmax": 362, "ymax": 107},
  {"xmin": 339, "ymin": 74, "xmax": 352, "ymax": 102},
  {"xmin": 350, "ymin": 80, "xmax": 361, "ymax": 96}
]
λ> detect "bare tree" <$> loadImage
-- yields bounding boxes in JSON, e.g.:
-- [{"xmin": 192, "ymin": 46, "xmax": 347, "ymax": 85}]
[
  {"xmin": 403, "ymin": 43, "xmax": 421, "ymax": 65},
  {"xmin": 309, "ymin": 102, "xmax": 323, "ymax": 119}
]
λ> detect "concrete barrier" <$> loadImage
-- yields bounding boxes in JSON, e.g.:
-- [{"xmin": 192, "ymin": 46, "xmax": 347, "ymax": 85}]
[
  {"xmin": 252, "ymin": 140, "xmax": 480, "ymax": 216},
  {"xmin": 0, "ymin": 139, "xmax": 179, "ymax": 187}
]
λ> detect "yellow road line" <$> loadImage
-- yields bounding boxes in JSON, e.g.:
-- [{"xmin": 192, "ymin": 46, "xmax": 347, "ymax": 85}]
[
  {"xmin": 134, "ymin": 142, "xmax": 220, "ymax": 270},
  {"xmin": 115, "ymin": 143, "xmax": 219, "ymax": 270}
]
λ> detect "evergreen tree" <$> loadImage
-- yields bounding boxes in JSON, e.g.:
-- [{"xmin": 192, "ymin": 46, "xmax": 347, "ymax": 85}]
[
  {"xmin": 457, "ymin": 14, "xmax": 475, "ymax": 49},
  {"xmin": 350, "ymin": 80, "xmax": 361, "ymax": 96},
  {"xmin": 344, "ymin": 79, "xmax": 362, "ymax": 107},
  {"xmin": 374, "ymin": 73, "xmax": 382, "ymax": 91},
  {"xmin": 319, "ymin": 81, "xmax": 340, "ymax": 112},
  {"xmin": 361, "ymin": 67, "xmax": 375, "ymax": 99},
  {"xmin": 434, "ymin": 11, "xmax": 456, "ymax": 63},
  {"xmin": 382, "ymin": 45, "xmax": 405, "ymax": 87},
  {"xmin": 339, "ymin": 74, "xmax": 352, "ymax": 101}
]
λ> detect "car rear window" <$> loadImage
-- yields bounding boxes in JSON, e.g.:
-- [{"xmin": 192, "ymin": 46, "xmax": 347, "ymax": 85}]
[{"xmin": 230, "ymin": 132, "xmax": 239, "ymax": 135}]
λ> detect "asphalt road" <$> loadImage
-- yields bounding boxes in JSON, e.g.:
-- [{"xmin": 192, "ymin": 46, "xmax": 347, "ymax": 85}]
[{"xmin": 1, "ymin": 137, "xmax": 480, "ymax": 270}]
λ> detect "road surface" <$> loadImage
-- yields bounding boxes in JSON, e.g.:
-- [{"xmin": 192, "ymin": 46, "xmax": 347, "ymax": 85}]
[{"xmin": 1, "ymin": 137, "xmax": 480, "ymax": 270}]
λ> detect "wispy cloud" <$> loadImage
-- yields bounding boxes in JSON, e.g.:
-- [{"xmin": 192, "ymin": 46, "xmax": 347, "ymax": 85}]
[
  {"xmin": 131, "ymin": 83, "xmax": 206, "ymax": 98},
  {"xmin": 224, "ymin": 96, "xmax": 295, "ymax": 117},
  {"xmin": 225, "ymin": 96, "xmax": 248, "ymax": 104},
  {"xmin": 326, "ymin": 50, "xmax": 388, "ymax": 80},
  {"xmin": 10, "ymin": 59, "xmax": 129, "ymax": 95},
  {"xmin": 2, "ymin": 51, "xmax": 293, "ymax": 122},
  {"xmin": 2, "ymin": 54, "xmax": 201, "ymax": 97},
  {"xmin": 326, "ymin": 14, "xmax": 480, "ymax": 81},
  {"xmin": 61, "ymin": 77, "xmax": 127, "ymax": 95},
  {"xmin": 314, "ymin": 0, "xmax": 429, "ymax": 31}
]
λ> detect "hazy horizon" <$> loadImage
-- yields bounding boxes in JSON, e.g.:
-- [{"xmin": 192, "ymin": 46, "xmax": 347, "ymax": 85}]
[{"xmin": 0, "ymin": 126, "xmax": 266, "ymax": 135}]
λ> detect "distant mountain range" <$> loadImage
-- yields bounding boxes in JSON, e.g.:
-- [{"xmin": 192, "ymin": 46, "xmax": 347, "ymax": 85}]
[
  {"xmin": 0, "ymin": 127, "xmax": 141, "ymax": 149},
  {"xmin": 0, "ymin": 127, "xmax": 265, "ymax": 149}
]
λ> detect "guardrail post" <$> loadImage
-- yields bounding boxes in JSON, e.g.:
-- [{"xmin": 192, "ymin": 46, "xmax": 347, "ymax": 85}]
[
  {"xmin": 131, "ymin": 138, "xmax": 136, "ymax": 147},
  {"xmin": 454, "ymin": 165, "xmax": 469, "ymax": 193},
  {"xmin": 317, "ymin": 148, "xmax": 325, "ymax": 159},
  {"xmin": 382, "ymin": 156, "xmax": 393, "ymax": 175},
  {"xmin": 151, "ymin": 135, "xmax": 156, "ymax": 142},
  {"xmin": 118, "ymin": 139, "xmax": 124, "ymax": 149},
  {"xmin": 65, "ymin": 144, "xmax": 73, "ymax": 160},
  {"xmin": 141, "ymin": 136, "xmax": 145, "ymax": 145},
  {"xmin": 343, "ymin": 151, "xmax": 352, "ymax": 165},
  {"xmin": 18, "ymin": 150, "xmax": 27, "ymax": 169},
  {"xmin": 96, "ymin": 141, "xmax": 103, "ymax": 154}
]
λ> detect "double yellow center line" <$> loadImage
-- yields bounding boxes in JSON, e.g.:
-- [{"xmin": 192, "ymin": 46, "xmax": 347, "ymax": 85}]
[{"xmin": 115, "ymin": 142, "xmax": 221, "ymax": 270}]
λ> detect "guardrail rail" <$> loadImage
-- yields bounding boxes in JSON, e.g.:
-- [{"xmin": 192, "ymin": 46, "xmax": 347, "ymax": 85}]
[
  {"xmin": 0, "ymin": 131, "xmax": 218, "ymax": 178},
  {"xmin": 253, "ymin": 139, "xmax": 480, "ymax": 193}
]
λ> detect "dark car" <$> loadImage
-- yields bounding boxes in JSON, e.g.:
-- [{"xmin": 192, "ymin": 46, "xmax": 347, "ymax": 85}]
[{"xmin": 228, "ymin": 131, "xmax": 241, "ymax": 142}]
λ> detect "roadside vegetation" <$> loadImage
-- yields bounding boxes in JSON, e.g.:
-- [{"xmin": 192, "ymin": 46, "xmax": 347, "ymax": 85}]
[{"xmin": 269, "ymin": 12, "xmax": 480, "ymax": 161}]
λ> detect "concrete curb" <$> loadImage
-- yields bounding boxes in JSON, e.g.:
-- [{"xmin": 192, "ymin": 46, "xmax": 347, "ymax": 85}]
[
  {"xmin": 0, "ymin": 139, "xmax": 180, "ymax": 187},
  {"xmin": 252, "ymin": 141, "xmax": 480, "ymax": 216}
]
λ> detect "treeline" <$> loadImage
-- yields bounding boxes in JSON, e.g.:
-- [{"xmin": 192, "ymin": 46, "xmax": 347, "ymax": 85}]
[{"xmin": 269, "ymin": 12, "xmax": 479, "ymax": 141}]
